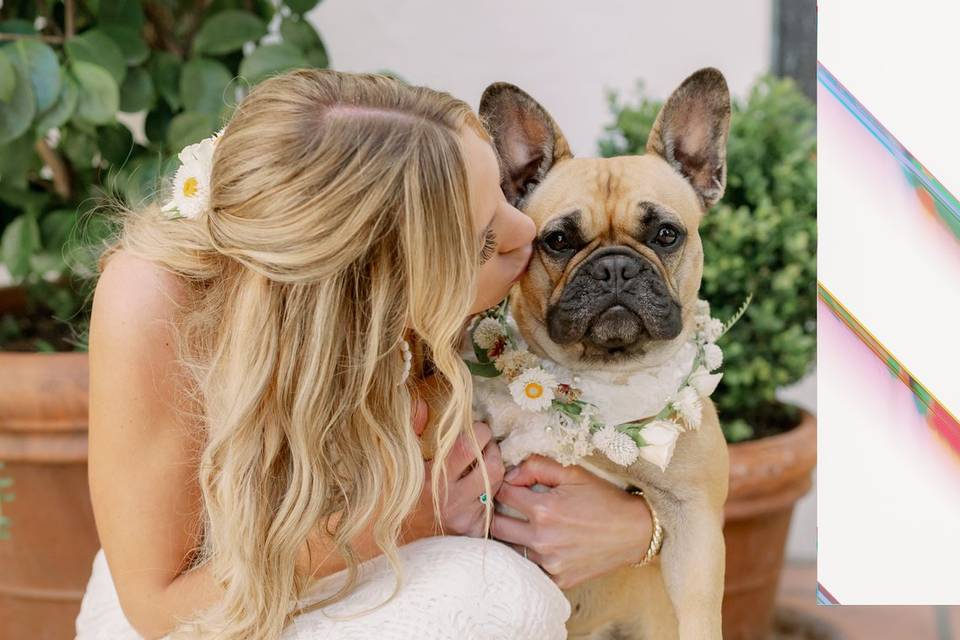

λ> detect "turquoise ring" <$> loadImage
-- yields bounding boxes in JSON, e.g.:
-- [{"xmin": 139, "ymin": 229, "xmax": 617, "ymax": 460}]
[{"xmin": 479, "ymin": 492, "xmax": 490, "ymax": 505}]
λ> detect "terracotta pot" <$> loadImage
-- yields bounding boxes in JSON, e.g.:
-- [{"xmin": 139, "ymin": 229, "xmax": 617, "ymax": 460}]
[
  {"xmin": 0, "ymin": 351, "xmax": 97, "ymax": 640},
  {"xmin": 721, "ymin": 408, "xmax": 817, "ymax": 640}
]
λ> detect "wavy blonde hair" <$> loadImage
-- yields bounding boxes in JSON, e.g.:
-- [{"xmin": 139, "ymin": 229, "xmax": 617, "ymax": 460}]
[{"xmin": 97, "ymin": 68, "xmax": 491, "ymax": 638}]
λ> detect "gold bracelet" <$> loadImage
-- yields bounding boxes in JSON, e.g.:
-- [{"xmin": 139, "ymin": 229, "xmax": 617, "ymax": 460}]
[{"xmin": 627, "ymin": 486, "xmax": 663, "ymax": 567}]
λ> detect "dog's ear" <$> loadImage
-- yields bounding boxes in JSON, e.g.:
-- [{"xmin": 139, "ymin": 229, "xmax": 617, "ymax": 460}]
[
  {"xmin": 646, "ymin": 68, "xmax": 731, "ymax": 209},
  {"xmin": 479, "ymin": 83, "xmax": 573, "ymax": 208}
]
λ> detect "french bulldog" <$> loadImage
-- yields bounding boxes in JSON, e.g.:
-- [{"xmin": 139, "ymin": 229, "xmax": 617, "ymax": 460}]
[{"xmin": 472, "ymin": 68, "xmax": 733, "ymax": 640}]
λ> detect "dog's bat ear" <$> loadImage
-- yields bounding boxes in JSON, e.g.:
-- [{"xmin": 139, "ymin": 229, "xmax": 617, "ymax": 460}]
[
  {"xmin": 479, "ymin": 83, "xmax": 573, "ymax": 209},
  {"xmin": 646, "ymin": 67, "xmax": 731, "ymax": 209}
]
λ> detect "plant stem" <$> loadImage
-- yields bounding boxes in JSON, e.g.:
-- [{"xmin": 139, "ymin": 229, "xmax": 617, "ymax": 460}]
[
  {"xmin": 65, "ymin": 0, "xmax": 76, "ymax": 39},
  {"xmin": 34, "ymin": 139, "xmax": 72, "ymax": 200},
  {"xmin": 0, "ymin": 33, "xmax": 64, "ymax": 44}
]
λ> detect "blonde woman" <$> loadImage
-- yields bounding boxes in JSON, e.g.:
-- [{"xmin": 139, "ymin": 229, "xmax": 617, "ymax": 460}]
[{"xmin": 75, "ymin": 69, "xmax": 656, "ymax": 639}]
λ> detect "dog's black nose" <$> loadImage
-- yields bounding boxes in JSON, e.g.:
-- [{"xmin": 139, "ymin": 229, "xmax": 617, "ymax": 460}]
[{"xmin": 587, "ymin": 252, "xmax": 641, "ymax": 291}]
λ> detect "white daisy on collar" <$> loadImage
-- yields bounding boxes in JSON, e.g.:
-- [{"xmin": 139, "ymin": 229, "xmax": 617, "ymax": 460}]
[
  {"xmin": 161, "ymin": 128, "xmax": 225, "ymax": 220},
  {"xmin": 508, "ymin": 366, "xmax": 556, "ymax": 412}
]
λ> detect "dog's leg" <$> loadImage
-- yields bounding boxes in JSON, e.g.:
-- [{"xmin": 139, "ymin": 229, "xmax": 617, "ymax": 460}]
[{"xmin": 656, "ymin": 503, "xmax": 725, "ymax": 640}]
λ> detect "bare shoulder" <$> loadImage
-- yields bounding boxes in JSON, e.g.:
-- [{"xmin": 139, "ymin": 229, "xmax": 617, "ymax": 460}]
[{"xmin": 93, "ymin": 249, "xmax": 190, "ymax": 329}]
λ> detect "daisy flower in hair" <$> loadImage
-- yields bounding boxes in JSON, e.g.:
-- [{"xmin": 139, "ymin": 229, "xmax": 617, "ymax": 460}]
[{"xmin": 161, "ymin": 128, "xmax": 225, "ymax": 220}]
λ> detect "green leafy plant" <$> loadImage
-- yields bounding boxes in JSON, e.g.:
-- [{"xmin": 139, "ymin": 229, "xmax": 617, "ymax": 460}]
[
  {"xmin": 599, "ymin": 75, "xmax": 816, "ymax": 442},
  {"xmin": 0, "ymin": 0, "xmax": 330, "ymax": 351}
]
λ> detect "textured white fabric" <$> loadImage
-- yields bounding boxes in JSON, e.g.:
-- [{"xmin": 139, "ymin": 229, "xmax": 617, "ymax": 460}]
[{"xmin": 74, "ymin": 536, "xmax": 570, "ymax": 639}]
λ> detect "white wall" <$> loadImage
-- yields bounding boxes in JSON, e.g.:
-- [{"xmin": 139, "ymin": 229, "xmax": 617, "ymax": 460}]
[{"xmin": 307, "ymin": 0, "xmax": 774, "ymax": 156}]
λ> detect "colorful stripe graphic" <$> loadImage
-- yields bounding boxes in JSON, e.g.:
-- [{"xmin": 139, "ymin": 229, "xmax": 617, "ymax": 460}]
[
  {"xmin": 817, "ymin": 282, "xmax": 960, "ymax": 458},
  {"xmin": 816, "ymin": 582, "xmax": 840, "ymax": 606},
  {"xmin": 817, "ymin": 63, "xmax": 960, "ymax": 243},
  {"xmin": 817, "ymin": 282, "xmax": 960, "ymax": 606}
]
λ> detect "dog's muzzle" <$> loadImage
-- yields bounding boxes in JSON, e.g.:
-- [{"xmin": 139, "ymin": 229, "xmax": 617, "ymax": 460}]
[{"xmin": 546, "ymin": 246, "xmax": 682, "ymax": 351}]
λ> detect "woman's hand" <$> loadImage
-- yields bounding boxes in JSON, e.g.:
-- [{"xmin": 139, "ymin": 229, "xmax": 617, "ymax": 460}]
[
  {"xmin": 491, "ymin": 455, "xmax": 653, "ymax": 589},
  {"xmin": 403, "ymin": 400, "xmax": 505, "ymax": 540}
]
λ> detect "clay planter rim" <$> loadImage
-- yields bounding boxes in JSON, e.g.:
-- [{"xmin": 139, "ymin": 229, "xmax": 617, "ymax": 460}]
[
  {"xmin": 0, "ymin": 351, "xmax": 90, "ymax": 464},
  {"xmin": 724, "ymin": 406, "xmax": 817, "ymax": 521}
]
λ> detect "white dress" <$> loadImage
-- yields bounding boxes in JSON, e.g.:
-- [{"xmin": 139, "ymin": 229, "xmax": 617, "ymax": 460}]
[{"xmin": 74, "ymin": 536, "xmax": 571, "ymax": 639}]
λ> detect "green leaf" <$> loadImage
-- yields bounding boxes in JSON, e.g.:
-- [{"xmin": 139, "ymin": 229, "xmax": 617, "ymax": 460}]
[
  {"xmin": 305, "ymin": 47, "xmax": 329, "ymax": 69},
  {"xmin": 0, "ymin": 132, "xmax": 36, "ymax": 189},
  {"xmin": 0, "ymin": 48, "xmax": 17, "ymax": 103},
  {"xmin": 0, "ymin": 52, "xmax": 35, "ymax": 145},
  {"xmin": 472, "ymin": 340, "xmax": 490, "ymax": 364},
  {"xmin": 180, "ymin": 57, "xmax": 233, "ymax": 116},
  {"xmin": 0, "ymin": 20, "xmax": 36, "ymax": 36},
  {"xmin": 60, "ymin": 127, "xmax": 99, "ymax": 168},
  {"xmin": 166, "ymin": 111, "xmax": 217, "ymax": 152},
  {"xmin": 97, "ymin": 123, "xmax": 134, "ymax": 166},
  {"xmin": 239, "ymin": 43, "xmax": 306, "ymax": 84},
  {"xmin": 119, "ymin": 66, "xmax": 156, "ymax": 113},
  {"xmin": 466, "ymin": 360, "xmax": 501, "ymax": 378},
  {"xmin": 65, "ymin": 29, "xmax": 127, "ymax": 86},
  {"xmin": 1, "ymin": 213, "xmax": 42, "ymax": 279},
  {"xmin": 194, "ymin": 10, "xmax": 267, "ymax": 56},
  {"xmin": 0, "ymin": 185, "xmax": 50, "ymax": 210},
  {"xmin": 254, "ymin": 0, "xmax": 277, "ymax": 21},
  {"xmin": 70, "ymin": 62, "xmax": 119, "ymax": 125},
  {"xmin": 97, "ymin": 0, "xmax": 145, "ymax": 28},
  {"xmin": 30, "ymin": 251, "xmax": 66, "ymax": 276},
  {"xmin": 35, "ymin": 71, "xmax": 78, "ymax": 133},
  {"xmin": 285, "ymin": 0, "xmax": 321, "ymax": 15},
  {"xmin": 144, "ymin": 100, "xmax": 173, "ymax": 147},
  {"xmin": 280, "ymin": 16, "xmax": 322, "ymax": 52},
  {"xmin": 40, "ymin": 209, "xmax": 78, "ymax": 251},
  {"xmin": 5, "ymin": 40, "xmax": 61, "ymax": 113},
  {"xmin": 101, "ymin": 24, "xmax": 150, "ymax": 66},
  {"xmin": 149, "ymin": 51, "xmax": 182, "ymax": 111}
]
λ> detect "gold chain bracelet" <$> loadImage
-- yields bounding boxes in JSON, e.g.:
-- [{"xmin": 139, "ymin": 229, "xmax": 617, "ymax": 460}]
[{"xmin": 627, "ymin": 486, "xmax": 663, "ymax": 567}]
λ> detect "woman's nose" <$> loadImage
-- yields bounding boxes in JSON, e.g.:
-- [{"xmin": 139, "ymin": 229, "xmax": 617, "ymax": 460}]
[{"xmin": 503, "ymin": 207, "xmax": 536, "ymax": 252}]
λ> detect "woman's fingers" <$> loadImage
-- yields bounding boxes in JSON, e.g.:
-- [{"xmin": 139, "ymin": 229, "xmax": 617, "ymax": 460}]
[
  {"xmin": 495, "ymin": 481, "xmax": 545, "ymax": 521},
  {"xmin": 490, "ymin": 512, "xmax": 534, "ymax": 546},
  {"xmin": 445, "ymin": 421, "xmax": 493, "ymax": 478},
  {"xmin": 502, "ymin": 454, "xmax": 570, "ymax": 487},
  {"xmin": 457, "ymin": 440, "xmax": 505, "ymax": 503}
]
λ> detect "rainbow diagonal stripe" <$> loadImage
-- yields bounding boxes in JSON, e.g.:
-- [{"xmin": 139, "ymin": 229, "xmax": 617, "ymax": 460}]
[
  {"xmin": 817, "ymin": 282, "xmax": 960, "ymax": 457},
  {"xmin": 818, "ymin": 62, "xmax": 960, "ymax": 243}
]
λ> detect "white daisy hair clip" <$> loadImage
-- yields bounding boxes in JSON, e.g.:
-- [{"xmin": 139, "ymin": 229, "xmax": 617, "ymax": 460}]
[{"xmin": 160, "ymin": 127, "xmax": 225, "ymax": 220}]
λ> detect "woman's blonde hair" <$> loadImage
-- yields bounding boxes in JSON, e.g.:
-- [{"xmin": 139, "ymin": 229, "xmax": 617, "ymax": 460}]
[{"xmin": 97, "ymin": 68, "xmax": 491, "ymax": 638}]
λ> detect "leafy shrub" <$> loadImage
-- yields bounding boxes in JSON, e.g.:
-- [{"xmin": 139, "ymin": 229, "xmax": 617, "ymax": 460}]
[
  {"xmin": 599, "ymin": 75, "xmax": 817, "ymax": 442},
  {"xmin": 0, "ymin": 0, "xmax": 329, "ymax": 351}
]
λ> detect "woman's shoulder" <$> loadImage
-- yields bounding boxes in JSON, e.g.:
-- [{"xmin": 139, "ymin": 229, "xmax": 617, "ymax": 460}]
[
  {"xmin": 95, "ymin": 249, "xmax": 190, "ymax": 322},
  {"xmin": 89, "ymin": 248, "xmax": 191, "ymax": 380},
  {"xmin": 97, "ymin": 249, "xmax": 187, "ymax": 304}
]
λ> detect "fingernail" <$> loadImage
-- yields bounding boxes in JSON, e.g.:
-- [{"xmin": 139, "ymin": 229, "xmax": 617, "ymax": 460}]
[{"xmin": 504, "ymin": 467, "xmax": 519, "ymax": 482}]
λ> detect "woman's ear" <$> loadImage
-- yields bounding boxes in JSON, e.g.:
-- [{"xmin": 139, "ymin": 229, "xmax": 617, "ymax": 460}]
[
  {"xmin": 646, "ymin": 67, "xmax": 731, "ymax": 209},
  {"xmin": 479, "ymin": 83, "xmax": 573, "ymax": 209}
]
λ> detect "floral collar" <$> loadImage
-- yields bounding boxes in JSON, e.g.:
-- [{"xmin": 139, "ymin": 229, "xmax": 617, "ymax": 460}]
[{"xmin": 466, "ymin": 295, "xmax": 750, "ymax": 471}]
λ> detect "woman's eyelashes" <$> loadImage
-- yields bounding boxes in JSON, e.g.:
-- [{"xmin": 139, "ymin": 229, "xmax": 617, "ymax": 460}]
[{"xmin": 479, "ymin": 227, "xmax": 498, "ymax": 264}]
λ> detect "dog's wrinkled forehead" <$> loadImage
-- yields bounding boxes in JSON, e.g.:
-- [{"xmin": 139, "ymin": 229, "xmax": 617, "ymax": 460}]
[{"xmin": 525, "ymin": 155, "xmax": 705, "ymax": 241}]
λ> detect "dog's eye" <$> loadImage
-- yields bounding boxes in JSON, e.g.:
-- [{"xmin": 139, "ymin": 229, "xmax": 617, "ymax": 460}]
[
  {"xmin": 654, "ymin": 224, "xmax": 680, "ymax": 247},
  {"xmin": 543, "ymin": 231, "xmax": 571, "ymax": 253}
]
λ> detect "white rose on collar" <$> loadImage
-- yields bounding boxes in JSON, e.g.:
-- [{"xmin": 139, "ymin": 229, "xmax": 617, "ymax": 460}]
[{"xmin": 638, "ymin": 420, "xmax": 682, "ymax": 471}]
